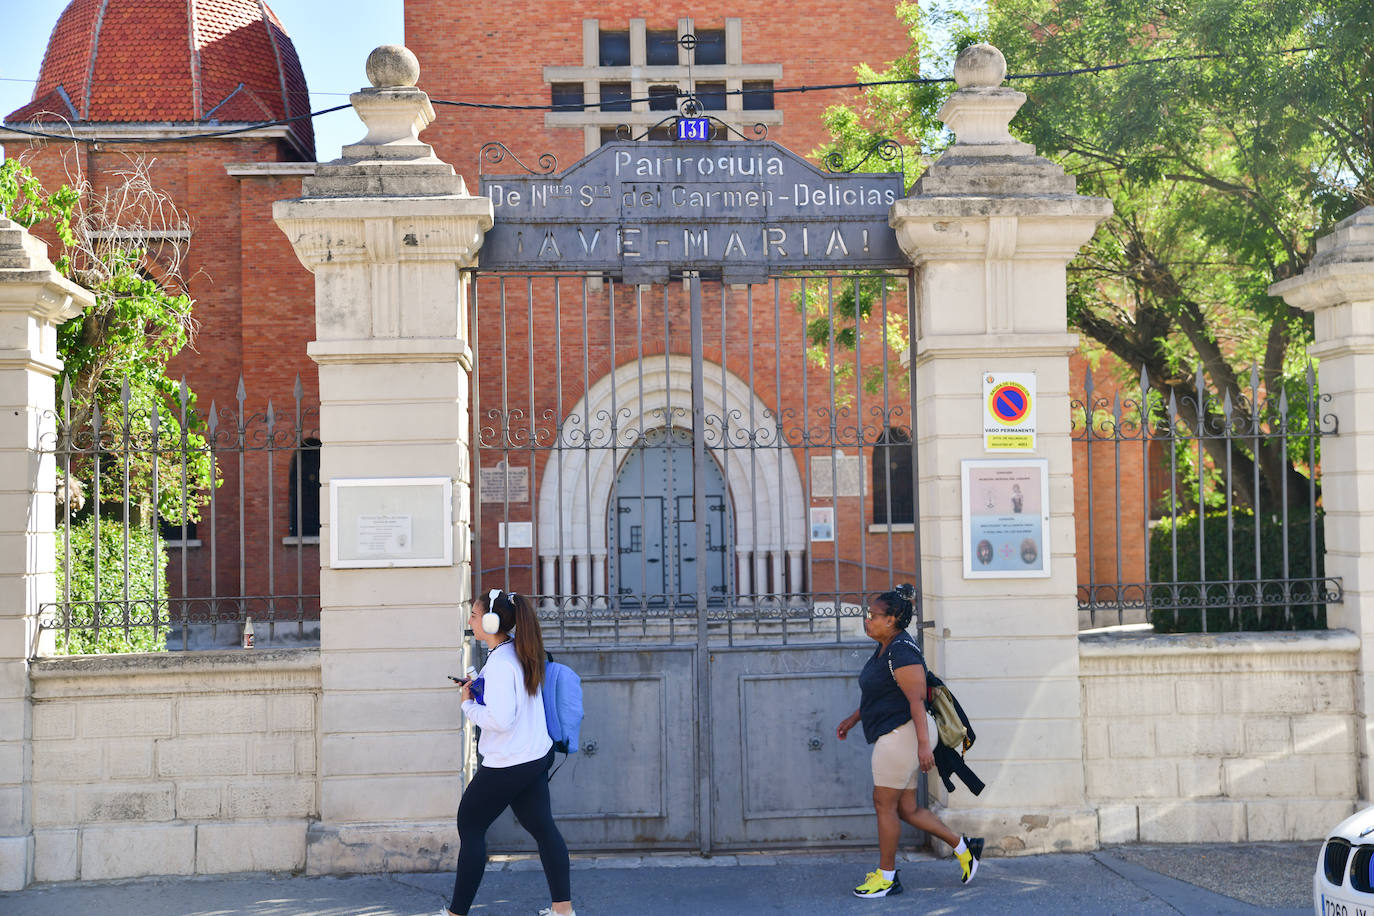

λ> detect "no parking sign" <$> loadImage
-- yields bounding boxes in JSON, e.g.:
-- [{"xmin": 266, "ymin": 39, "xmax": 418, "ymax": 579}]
[{"xmin": 983, "ymin": 371, "xmax": 1036, "ymax": 451}]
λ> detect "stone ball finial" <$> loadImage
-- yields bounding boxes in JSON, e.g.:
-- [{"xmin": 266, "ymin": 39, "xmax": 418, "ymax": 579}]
[
  {"xmin": 953, "ymin": 43, "xmax": 1007, "ymax": 89},
  {"xmin": 365, "ymin": 45, "xmax": 420, "ymax": 89}
]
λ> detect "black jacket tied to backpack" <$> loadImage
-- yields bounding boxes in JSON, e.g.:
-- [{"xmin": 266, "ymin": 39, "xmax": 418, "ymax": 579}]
[{"xmin": 924, "ymin": 672, "xmax": 984, "ymax": 796}]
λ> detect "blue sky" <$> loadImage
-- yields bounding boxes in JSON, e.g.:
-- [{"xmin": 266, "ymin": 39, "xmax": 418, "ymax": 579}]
[{"xmin": 0, "ymin": 0, "xmax": 405, "ymax": 162}]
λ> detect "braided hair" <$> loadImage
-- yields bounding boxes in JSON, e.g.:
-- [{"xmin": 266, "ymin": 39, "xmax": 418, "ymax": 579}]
[{"xmin": 876, "ymin": 583, "xmax": 917, "ymax": 629}]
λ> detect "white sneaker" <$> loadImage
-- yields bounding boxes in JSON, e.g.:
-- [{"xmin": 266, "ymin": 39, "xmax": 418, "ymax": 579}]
[{"xmin": 537, "ymin": 909, "xmax": 576, "ymax": 916}]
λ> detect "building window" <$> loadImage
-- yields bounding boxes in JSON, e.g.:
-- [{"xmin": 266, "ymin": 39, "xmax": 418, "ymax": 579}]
[
  {"xmin": 647, "ymin": 29, "xmax": 678, "ymax": 65},
  {"xmin": 547, "ymin": 18, "xmax": 782, "ymax": 154},
  {"xmin": 696, "ymin": 82, "xmax": 727, "ymax": 111},
  {"xmin": 648, "ymin": 85, "xmax": 678, "ymax": 111},
  {"xmin": 289, "ymin": 437, "xmax": 321, "ymax": 537},
  {"xmin": 600, "ymin": 82, "xmax": 632, "ymax": 113},
  {"xmin": 742, "ymin": 81, "xmax": 774, "ymax": 111},
  {"xmin": 693, "ymin": 29, "xmax": 726, "ymax": 65},
  {"xmin": 872, "ymin": 428, "xmax": 914, "ymax": 525},
  {"xmin": 159, "ymin": 518, "xmax": 198, "ymax": 542},
  {"xmin": 551, "ymin": 83, "xmax": 585, "ymax": 111},
  {"xmin": 599, "ymin": 30, "xmax": 630, "ymax": 66}
]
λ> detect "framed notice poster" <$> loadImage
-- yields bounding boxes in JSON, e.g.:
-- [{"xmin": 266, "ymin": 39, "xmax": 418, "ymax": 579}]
[
  {"xmin": 961, "ymin": 459, "xmax": 1050, "ymax": 579},
  {"xmin": 809, "ymin": 506, "xmax": 836, "ymax": 542},
  {"xmin": 329, "ymin": 477, "xmax": 453, "ymax": 569}
]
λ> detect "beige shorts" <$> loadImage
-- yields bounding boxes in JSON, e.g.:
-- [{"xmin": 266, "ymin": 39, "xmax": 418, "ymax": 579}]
[{"xmin": 871, "ymin": 719, "xmax": 920, "ymax": 790}]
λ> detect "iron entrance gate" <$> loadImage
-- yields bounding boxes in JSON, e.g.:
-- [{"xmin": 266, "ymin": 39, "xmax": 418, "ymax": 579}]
[{"xmin": 471, "ymin": 140, "xmax": 921, "ymax": 852}]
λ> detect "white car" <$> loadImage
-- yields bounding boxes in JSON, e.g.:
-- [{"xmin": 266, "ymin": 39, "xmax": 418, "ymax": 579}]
[{"xmin": 1316, "ymin": 807, "xmax": 1374, "ymax": 915}]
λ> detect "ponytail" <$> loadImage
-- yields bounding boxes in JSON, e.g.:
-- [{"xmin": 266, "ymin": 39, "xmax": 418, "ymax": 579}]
[
  {"xmin": 877, "ymin": 582, "xmax": 916, "ymax": 630},
  {"xmin": 478, "ymin": 589, "xmax": 545, "ymax": 695},
  {"xmin": 509, "ymin": 592, "xmax": 545, "ymax": 695}
]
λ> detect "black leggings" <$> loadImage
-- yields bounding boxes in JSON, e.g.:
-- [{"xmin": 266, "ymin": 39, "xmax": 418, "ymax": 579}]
[{"xmin": 449, "ymin": 748, "xmax": 570, "ymax": 915}]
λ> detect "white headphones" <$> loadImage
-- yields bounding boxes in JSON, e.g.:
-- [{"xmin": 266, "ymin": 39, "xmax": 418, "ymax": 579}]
[{"xmin": 481, "ymin": 588, "xmax": 504, "ymax": 636}]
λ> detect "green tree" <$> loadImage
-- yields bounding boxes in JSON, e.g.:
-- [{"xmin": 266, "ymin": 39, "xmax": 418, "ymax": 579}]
[
  {"xmin": 800, "ymin": 2, "xmax": 976, "ymax": 408},
  {"xmin": 985, "ymin": 0, "xmax": 1362, "ymax": 511},
  {"xmin": 819, "ymin": 0, "xmax": 1364, "ymax": 514},
  {"xmin": 2, "ymin": 155, "xmax": 214, "ymax": 652}
]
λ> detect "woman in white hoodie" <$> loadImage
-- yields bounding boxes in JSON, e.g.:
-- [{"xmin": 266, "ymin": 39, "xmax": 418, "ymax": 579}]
[{"xmin": 440, "ymin": 589, "xmax": 575, "ymax": 916}]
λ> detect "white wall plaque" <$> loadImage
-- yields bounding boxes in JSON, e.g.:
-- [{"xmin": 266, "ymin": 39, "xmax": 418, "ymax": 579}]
[
  {"xmin": 811, "ymin": 454, "xmax": 865, "ymax": 498},
  {"xmin": 498, "ymin": 521, "xmax": 533, "ymax": 549},
  {"xmin": 330, "ymin": 477, "xmax": 453, "ymax": 568},
  {"xmin": 480, "ymin": 462, "xmax": 530, "ymax": 503}
]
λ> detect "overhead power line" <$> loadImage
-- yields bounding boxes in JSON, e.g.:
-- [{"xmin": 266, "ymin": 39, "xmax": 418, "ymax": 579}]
[{"xmin": 0, "ymin": 45, "xmax": 1322, "ymax": 146}]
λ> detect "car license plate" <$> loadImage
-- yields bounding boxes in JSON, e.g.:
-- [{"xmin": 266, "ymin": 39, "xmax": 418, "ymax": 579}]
[{"xmin": 1323, "ymin": 891, "xmax": 1374, "ymax": 916}]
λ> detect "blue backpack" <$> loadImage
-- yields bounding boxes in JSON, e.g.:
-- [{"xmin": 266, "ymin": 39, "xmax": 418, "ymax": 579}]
[{"xmin": 542, "ymin": 653, "xmax": 584, "ymax": 775}]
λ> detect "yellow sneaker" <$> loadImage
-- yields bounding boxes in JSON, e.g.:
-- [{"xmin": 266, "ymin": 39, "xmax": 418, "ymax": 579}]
[
  {"xmin": 852, "ymin": 868, "xmax": 903, "ymax": 898},
  {"xmin": 957, "ymin": 835, "xmax": 982, "ymax": 884}
]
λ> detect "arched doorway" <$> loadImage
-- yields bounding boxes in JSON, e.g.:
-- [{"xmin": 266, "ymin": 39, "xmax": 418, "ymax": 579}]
[
  {"xmin": 531, "ymin": 354, "xmax": 809, "ymax": 609},
  {"xmin": 612, "ymin": 427, "xmax": 732, "ymax": 606}
]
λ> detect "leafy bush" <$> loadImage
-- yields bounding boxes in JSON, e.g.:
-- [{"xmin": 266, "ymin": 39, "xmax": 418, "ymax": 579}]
[
  {"xmin": 52, "ymin": 513, "xmax": 168, "ymax": 654},
  {"xmin": 1148, "ymin": 508, "xmax": 1326, "ymax": 633}
]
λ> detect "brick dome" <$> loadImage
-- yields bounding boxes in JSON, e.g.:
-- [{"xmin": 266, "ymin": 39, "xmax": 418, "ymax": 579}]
[{"xmin": 6, "ymin": 0, "xmax": 313, "ymax": 158}]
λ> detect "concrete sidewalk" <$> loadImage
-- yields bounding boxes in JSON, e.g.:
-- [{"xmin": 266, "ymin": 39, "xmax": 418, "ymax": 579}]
[{"xmin": 0, "ymin": 843, "xmax": 1320, "ymax": 915}]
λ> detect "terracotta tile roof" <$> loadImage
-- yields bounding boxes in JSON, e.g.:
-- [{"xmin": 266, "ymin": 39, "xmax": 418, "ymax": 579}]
[{"xmin": 5, "ymin": 0, "xmax": 313, "ymax": 159}]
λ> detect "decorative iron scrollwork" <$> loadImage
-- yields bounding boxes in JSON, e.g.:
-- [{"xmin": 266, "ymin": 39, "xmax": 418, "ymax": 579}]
[
  {"xmin": 478, "ymin": 141, "xmax": 558, "ymax": 175},
  {"xmin": 823, "ymin": 138, "xmax": 904, "ymax": 176}
]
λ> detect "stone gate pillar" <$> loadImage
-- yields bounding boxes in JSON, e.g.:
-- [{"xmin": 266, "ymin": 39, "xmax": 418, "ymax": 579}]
[
  {"xmin": 0, "ymin": 219, "xmax": 93, "ymax": 888},
  {"xmin": 273, "ymin": 47, "xmax": 492, "ymax": 872},
  {"xmin": 889, "ymin": 44, "xmax": 1112, "ymax": 854},
  {"xmin": 1271, "ymin": 208, "xmax": 1374, "ymax": 801}
]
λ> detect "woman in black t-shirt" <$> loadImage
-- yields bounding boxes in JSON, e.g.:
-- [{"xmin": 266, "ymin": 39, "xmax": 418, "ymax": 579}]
[{"xmin": 836, "ymin": 584, "xmax": 981, "ymax": 898}]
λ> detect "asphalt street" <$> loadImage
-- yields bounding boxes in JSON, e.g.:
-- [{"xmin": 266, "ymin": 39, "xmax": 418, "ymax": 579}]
[{"xmin": 0, "ymin": 842, "xmax": 1320, "ymax": 915}]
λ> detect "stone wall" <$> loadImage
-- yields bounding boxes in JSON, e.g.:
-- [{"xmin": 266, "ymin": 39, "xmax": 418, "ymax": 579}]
[
  {"xmin": 10, "ymin": 632, "xmax": 1364, "ymax": 885},
  {"xmin": 1081, "ymin": 629, "xmax": 1358, "ymax": 844},
  {"xmin": 27, "ymin": 649, "xmax": 319, "ymax": 882}
]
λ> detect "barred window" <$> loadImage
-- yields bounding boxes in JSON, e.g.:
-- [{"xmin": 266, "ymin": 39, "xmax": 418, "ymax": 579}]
[
  {"xmin": 289, "ymin": 437, "xmax": 321, "ymax": 537},
  {"xmin": 872, "ymin": 428, "xmax": 914, "ymax": 525},
  {"xmin": 159, "ymin": 518, "xmax": 198, "ymax": 542}
]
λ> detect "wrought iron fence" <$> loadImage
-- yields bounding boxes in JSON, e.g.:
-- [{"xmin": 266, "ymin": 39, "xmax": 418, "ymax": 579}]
[
  {"xmin": 1074, "ymin": 362, "xmax": 1341, "ymax": 632},
  {"xmin": 471, "ymin": 271, "xmax": 922, "ymax": 648},
  {"xmin": 38, "ymin": 376, "xmax": 321, "ymax": 653}
]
